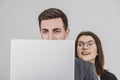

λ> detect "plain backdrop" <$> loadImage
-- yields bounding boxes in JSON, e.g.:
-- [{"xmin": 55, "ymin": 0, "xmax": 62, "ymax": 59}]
[{"xmin": 0, "ymin": 0, "xmax": 120, "ymax": 80}]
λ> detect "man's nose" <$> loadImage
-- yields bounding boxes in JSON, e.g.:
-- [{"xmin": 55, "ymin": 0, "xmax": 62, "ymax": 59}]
[{"xmin": 48, "ymin": 33, "xmax": 54, "ymax": 40}]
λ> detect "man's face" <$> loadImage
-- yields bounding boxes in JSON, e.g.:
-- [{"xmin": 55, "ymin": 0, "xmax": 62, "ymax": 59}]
[{"xmin": 40, "ymin": 18, "xmax": 70, "ymax": 40}]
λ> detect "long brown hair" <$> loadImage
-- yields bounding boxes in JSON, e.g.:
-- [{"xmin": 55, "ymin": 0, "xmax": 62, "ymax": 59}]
[{"xmin": 75, "ymin": 31, "xmax": 105, "ymax": 75}]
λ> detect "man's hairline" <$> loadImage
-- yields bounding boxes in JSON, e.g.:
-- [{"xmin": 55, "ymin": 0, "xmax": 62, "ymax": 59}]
[{"xmin": 39, "ymin": 18, "xmax": 68, "ymax": 31}]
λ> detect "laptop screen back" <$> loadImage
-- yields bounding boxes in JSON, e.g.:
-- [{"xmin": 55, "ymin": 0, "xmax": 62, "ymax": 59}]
[{"xmin": 10, "ymin": 39, "xmax": 74, "ymax": 80}]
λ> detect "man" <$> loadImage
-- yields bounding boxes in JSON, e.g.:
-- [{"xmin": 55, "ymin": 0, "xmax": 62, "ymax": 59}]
[{"xmin": 38, "ymin": 8, "xmax": 98, "ymax": 80}]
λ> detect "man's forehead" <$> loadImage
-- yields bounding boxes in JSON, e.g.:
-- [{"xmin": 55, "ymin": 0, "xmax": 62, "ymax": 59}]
[
  {"xmin": 41, "ymin": 28, "xmax": 62, "ymax": 31},
  {"xmin": 41, "ymin": 18, "xmax": 64, "ymax": 27}
]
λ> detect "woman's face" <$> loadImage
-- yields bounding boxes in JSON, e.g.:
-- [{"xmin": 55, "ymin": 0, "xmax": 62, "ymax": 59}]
[{"xmin": 77, "ymin": 35, "xmax": 98, "ymax": 63}]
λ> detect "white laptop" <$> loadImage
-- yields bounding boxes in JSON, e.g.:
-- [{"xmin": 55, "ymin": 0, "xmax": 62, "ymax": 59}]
[{"xmin": 10, "ymin": 39, "xmax": 74, "ymax": 80}]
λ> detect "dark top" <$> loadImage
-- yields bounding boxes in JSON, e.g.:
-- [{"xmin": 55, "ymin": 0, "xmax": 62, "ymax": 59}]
[
  {"xmin": 75, "ymin": 58, "xmax": 98, "ymax": 80},
  {"xmin": 100, "ymin": 70, "xmax": 118, "ymax": 80}
]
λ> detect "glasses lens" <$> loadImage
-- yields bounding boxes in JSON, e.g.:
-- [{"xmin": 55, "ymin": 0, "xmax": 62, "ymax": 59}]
[
  {"xmin": 78, "ymin": 42, "xmax": 84, "ymax": 48},
  {"xmin": 78, "ymin": 41, "xmax": 95, "ymax": 48},
  {"xmin": 87, "ymin": 42, "xmax": 95, "ymax": 48}
]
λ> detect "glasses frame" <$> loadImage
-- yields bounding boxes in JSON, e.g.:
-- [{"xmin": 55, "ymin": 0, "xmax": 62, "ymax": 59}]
[{"xmin": 77, "ymin": 40, "xmax": 96, "ymax": 49}]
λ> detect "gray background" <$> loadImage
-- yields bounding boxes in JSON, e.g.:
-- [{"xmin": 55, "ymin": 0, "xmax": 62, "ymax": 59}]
[{"xmin": 0, "ymin": 0, "xmax": 120, "ymax": 80}]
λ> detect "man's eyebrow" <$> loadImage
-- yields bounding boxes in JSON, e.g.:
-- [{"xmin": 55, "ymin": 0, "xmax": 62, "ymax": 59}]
[
  {"xmin": 53, "ymin": 28, "xmax": 61, "ymax": 31},
  {"xmin": 41, "ymin": 28, "xmax": 48, "ymax": 31}
]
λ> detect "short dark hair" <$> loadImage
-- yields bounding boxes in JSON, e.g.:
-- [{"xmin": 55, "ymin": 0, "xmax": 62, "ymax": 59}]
[
  {"xmin": 38, "ymin": 8, "xmax": 68, "ymax": 31},
  {"xmin": 75, "ymin": 31, "xmax": 105, "ymax": 76}
]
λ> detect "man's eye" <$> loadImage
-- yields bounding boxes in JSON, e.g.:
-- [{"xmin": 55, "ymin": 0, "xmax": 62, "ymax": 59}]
[
  {"xmin": 54, "ymin": 30, "xmax": 61, "ymax": 33},
  {"xmin": 42, "ymin": 30, "xmax": 48, "ymax": 34}
]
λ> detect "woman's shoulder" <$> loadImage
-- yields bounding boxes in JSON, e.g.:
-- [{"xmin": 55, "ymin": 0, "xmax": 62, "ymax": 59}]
[
  {"xmin": 100, "ymin": 70, "xmax": 118, "ymax": 80},
  {"xmin": 75, "ymin": 58, "xmax": 93, "ymax": 68}
]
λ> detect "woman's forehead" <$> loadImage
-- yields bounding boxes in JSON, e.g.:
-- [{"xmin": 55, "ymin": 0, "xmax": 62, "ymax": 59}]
[{"xmin": 78, "ymin": 35, "xmax": 95, "ymax": 42}]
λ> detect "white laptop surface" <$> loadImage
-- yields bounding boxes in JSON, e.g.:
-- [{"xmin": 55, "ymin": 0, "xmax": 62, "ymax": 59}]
[{"xmin": 10, "ymin": 39, "xmax": 74, "ymax": 80}]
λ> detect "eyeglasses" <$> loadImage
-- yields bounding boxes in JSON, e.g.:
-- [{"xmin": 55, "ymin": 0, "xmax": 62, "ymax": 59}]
[{"xmin": 77, "ymin": 40, "xmax": 96, "ymax": 49}]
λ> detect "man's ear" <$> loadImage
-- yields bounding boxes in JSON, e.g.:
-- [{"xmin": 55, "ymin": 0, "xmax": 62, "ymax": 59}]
[{"xmin": 65, "ymin": 28, "xmax": 70, "ymax": 38}]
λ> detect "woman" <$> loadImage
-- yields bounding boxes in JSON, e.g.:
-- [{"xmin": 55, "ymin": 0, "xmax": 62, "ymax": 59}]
[{"xmin": 75, "ymin": 31, "xmax": 118, "ymax": 80}]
